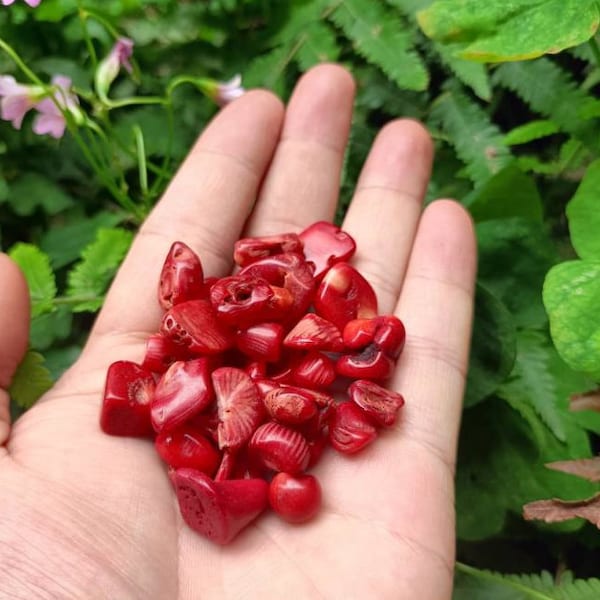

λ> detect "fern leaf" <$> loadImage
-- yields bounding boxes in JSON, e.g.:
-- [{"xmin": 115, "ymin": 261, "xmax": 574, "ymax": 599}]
[
  {"xmin": 493, "ymin": 59, "xmax": 600, "ymax": 148},
  {"xmin": 329, "ymin": 0, "xmax": 429, "ymax": 91},
  {"xmin": 429, "ymin": 85, "xmax": 512, "ymax": 186},
  {"xmin": 296, "ymin": 21, "xmax": 340, "ymax": 70},
  {"xmin": 498, "ymin": 331, "xmax": 568, "ymax": 442},
  {"xmin": 243, "ymin": 45, "xmax": 290, "ymax": 92},
  {"xmin": 503, "ymin": 120, "xmax": 561, "ymax": 146},
  {"xmin": 455, "ymin": 563, "xmax": 600, "ymax": 600},
  {"xmin": 66, "ymin": 228, "xmax": 133, "ymax": 313},
  {"xmin": 435, "ymin": 43, "xmax": 491, "ymax": 100}
]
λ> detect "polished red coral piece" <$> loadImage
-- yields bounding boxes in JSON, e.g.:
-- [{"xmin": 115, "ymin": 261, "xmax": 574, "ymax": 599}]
[
  {"xmin": 159, "ymin": 241, "xmax": 204, "ymax": 310},
  {"xmin": 101, "ymin": 221, "xmax": 408, "ymax": 544}
]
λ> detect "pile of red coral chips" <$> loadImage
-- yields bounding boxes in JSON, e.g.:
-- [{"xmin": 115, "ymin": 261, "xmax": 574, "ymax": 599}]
[{"xmin": 100, "ymin": 222, "xmax": 406, "ymax": 545}]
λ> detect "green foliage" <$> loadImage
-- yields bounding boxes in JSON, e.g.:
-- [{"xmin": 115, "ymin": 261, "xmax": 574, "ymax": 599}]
[
  {"xmin": 329, "ymin": 0, "xmax": 428, "ymax": 91},
  {"xmin": 8, "ymin": 243, "xmax": 57, "ymax": 317},
  {"xmin": 3, "ymin": 0, "xmax": 600, "ymax": 591},
  {"xmin": 454, "ymin": 564, "xmax": 600, "ymax": 600},
  {"xmin": 9, "ymin": 350, "xmax": 53, "ymax": 409},
  {"xmin": 66, "ymin": 227, "xmax": 133, "ymax": 312},
  {"xmin": 464, "ymin": 285, "xmax": 516, "ymax": 408},
  {"xmin": 429, "ymin": 84, "xmax": 512, "ymax": 186}
]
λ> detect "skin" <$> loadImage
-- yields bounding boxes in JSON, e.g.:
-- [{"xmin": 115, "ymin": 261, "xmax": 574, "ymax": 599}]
[{"xmin": 0, "ymin": 65, "xmax": 476, "ymax": 600}]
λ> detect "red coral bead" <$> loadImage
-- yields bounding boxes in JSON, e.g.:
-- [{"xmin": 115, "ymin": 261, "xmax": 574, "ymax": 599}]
[
  {"xmin": 299, "ymin": 221, "xmax": 356, "ymax": 279},
  {"xmin": 158, "ymin": 241, "xmax": 204, "ymax": 310},
  {"xmin": 269, "ymin": 473, "xmax": 322, "ymax": 524}
]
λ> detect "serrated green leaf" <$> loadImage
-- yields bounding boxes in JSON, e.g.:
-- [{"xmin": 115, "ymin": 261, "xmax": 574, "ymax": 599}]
[
  {"xmin": 464, "ymin": 285, "xmax": 516, "ymax": 408},
  {"xmin": 476, "ymin": 218, "xmax": 557, "ymax": 329},
  {"xmin": 466, "ymin": 165, "xmax": 543, "ymax": 222},
  {"xmin": 429, "ymin": 86, "xmax": 512, "ymax": 186},
  {"xmin": 503, "ymin": 120, "xmax": 561, "ymax": 146},
  {"xmin": 493, "ymin": 59, "xmax": 600, "ymax": 148},
  {"xmin": 8, "ymin": 244, "xmax": 57, "ymax": 318},
  {"xmin": 454, "ymin": 563, "xmax": 600, "ymax": 600},
  {"xmin": 9, "ymin": 350, "xmax": 53, "ymax": 409},
  {"xmin": 498, "ymin": 331, "xmax": 568, "ymax": 442},
  {"xmin": 66, "ymin": 228, "xmax": 133, "ymax": 312},
  {"xmin": 544, "ymin": 260, "xmax": 600, "ymax": 374},
  {"xmin": 30, "ymin": 307, "xmax": 73, "ymax": 351},
  {"xmin": 6, "ymin": 173, "xmax": 75, "ymax": 217},
  {"xmin": 566, "ymin": 160, "xmax": 600, "ymax": 261},
  {"xmin": 435, "ymin": 43, "xmax": 491, "ymax": 100},
  {"xmin": 418, "ymin": 0, "xmax": 599, "ymax": 63},
  {"xmin": 243, "ymin": 46, "xmax": 290, "ymax": 95},
  {"xmin": 296, "ymin": 21, "xmax": 340, "ymax": 70},
  {"xmin": 330, "ymin": 0, "xmax": 429, "ymax": 91}
]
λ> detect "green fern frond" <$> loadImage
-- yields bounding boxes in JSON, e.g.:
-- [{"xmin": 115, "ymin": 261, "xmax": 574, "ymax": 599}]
[
  {"xmin": 455, "ymin": 562, "xmax": 600, "ymax": 600},
  {"xmin": 296, "ymin": 21, "xmax": 340, "ymax": 70},
  {"xmin": 498, "ymin": 331, "xmax": 567, "ymax": 442},
  {"xmin": 493, "ymin": 59, "xmax": 600, "ymax": 148},
  {"xmin": 435, "ymin": 43, "xmax": 491, "ymax": 100},
  {"xmin": 329, "ymin": 0, "xmax": 429, "ymax": 91},
  {"xmin": 429, "ymin": 85, "xmax": 512, "ymax": 186}
]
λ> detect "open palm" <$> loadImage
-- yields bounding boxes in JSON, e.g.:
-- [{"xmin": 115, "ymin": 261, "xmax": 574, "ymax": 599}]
[{"xmin": 0, "ymin": 65, "xmax": 476, "ymax": 600}]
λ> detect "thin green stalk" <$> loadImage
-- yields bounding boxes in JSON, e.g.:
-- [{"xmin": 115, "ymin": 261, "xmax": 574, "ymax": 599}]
[
  {"xmin": 105, "ymin": 96, "xmax": 167, "ymax": 109},
  {"xmin": 53, "ymin": 294, "xmax": 103, "ymax": 306},
  {"xmin": 77, "ymin": 1, "xmax": 98, "ymax": 68},
  {"xmin": 149, "ymin": 100, "xmax": 175, "ymax": 198},
  {"xmin": 133, "ymin": 125, "xmax": 149, "ymax": 199}
]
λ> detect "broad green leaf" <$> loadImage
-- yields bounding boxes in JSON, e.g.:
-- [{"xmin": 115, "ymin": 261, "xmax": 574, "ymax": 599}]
[
  {"xmin": 418, "ymin": 0, "xmax": 600, "ymax": 63},
  {"xmin": 566, "ymin": 160, "xmax": 600, "ymax": 261},
  {"xmin": 429, "ymin": 86, "xmax": 512, "ymax": 186},
  {"xmin": 330, "ymin": 0, "xmax": 429, "ymax": 91},
  {"xmin": 493, "ymin": 59, "xmax": 600, "ymax": 148},
  {"xmin": 544, "ymin": 260, "xmax": 600, "ymax": 374},
  {"xmin": 503, "ymin": 120, "xmax": 561, "ymax": 146},
  {"xmin": 476, "ymin": 218, "xmax": 557, "ymax": 329},
  {"xmin": 464, "ymin": 285, "xmax": 516, "ymax": 408},
  {"xmin": 8, "ymin": 244, "xmax": 57, "ymax": 318},
  {"xmin": 34, "ymin": 0, "xmax": 77, "ymax": 22},
  {"xmin": 66, "ymin": 228, "xmax": 133, "ymax": 312},
  {"xmin": 9, "ymin": 350, "xmax": 53, "ymax": 409},
  {"xmin": 40, "ymin": 211, "xmax": 124, "ymax": 269},
  {"xmin": 6, "ymin": 173, "xmax": 75, "ymax": 217},
  {"xmin": 466, "ymin": 165, "xmax": 543, "ymax": 222},
  {"xmin": 454, "ymin": 563, "xmax": 600, "ymax": 600},
  {"xmin": 456, "ymin": 399, "xmax": 593, "ymax": 540}
]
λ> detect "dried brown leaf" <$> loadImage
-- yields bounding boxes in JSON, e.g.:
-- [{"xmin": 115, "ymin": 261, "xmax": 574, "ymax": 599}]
[
  {"xmin": 546, "ymin": 457, "xmax": 600, "ymax": 482},
  {"xmin": 523, "ymin": 492, "xmax": 600, "ymax": 528},
  {"xmin": 569, "ymin": 388, "xmax": 600, "ymax": 412}
]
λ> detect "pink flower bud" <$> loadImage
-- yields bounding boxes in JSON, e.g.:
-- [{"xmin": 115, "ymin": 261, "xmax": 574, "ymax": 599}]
[{"xmin": 95, "ymin": 37, "xmax": 134, "ymax": 100}]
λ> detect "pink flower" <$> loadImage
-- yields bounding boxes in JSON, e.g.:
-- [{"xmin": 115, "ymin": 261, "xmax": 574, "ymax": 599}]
[
  {"xmin": 32, "ymin": 75, "xmax": 80, "ymax": 139},
  {"xmin": 216, "ymin": 75, "xmax": 244, "ymax": 106},
  {"xmin": 2, "ymin": 0, "xmax": 42, "ymax": 6},
  {"xmin": 197, "ymin": 74, "xmax": 245, "ymax": 107},
  {"xmin": 0, "ymin": 75, "xmax": 42, "ymax": 129},
  {"xmin": 95, "ymin": 37, "xmax": 134, "ymax": 99}
]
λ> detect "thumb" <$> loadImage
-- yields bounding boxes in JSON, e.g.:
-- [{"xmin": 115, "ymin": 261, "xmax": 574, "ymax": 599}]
[{"xmin": 0, "ymin": 254, "xmax": 30, "ymax": 446}]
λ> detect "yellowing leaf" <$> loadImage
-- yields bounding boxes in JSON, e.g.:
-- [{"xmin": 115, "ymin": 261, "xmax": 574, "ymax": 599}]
[{"xmin": 418, "ymin": 0, "xmax": 600, "ymax": 63}]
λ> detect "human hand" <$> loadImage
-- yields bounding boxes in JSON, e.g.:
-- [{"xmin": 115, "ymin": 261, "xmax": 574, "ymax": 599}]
[{"xmin": 0, "ymin": 64, "xmax": 476, "ymax": 600}]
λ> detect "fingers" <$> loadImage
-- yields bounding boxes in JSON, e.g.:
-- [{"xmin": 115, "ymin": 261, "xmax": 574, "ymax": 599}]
[
  {"xmin": 90, "ymin": 91, "xmax": 285, "ymax": 341},
  {"xmin": 245, "ymin": 64, "xmax": 355, "ymax": 236},
  {"xmin": 0, "ymin": 254, "xmax": 30, "ymax": 447},
  {"xmin": 393, "ymin": 200, "xmax": 477, "ymax": 463},
  {"xmin": 342, "ymin": 120, "xmax": 433, "ymax": 314}
]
